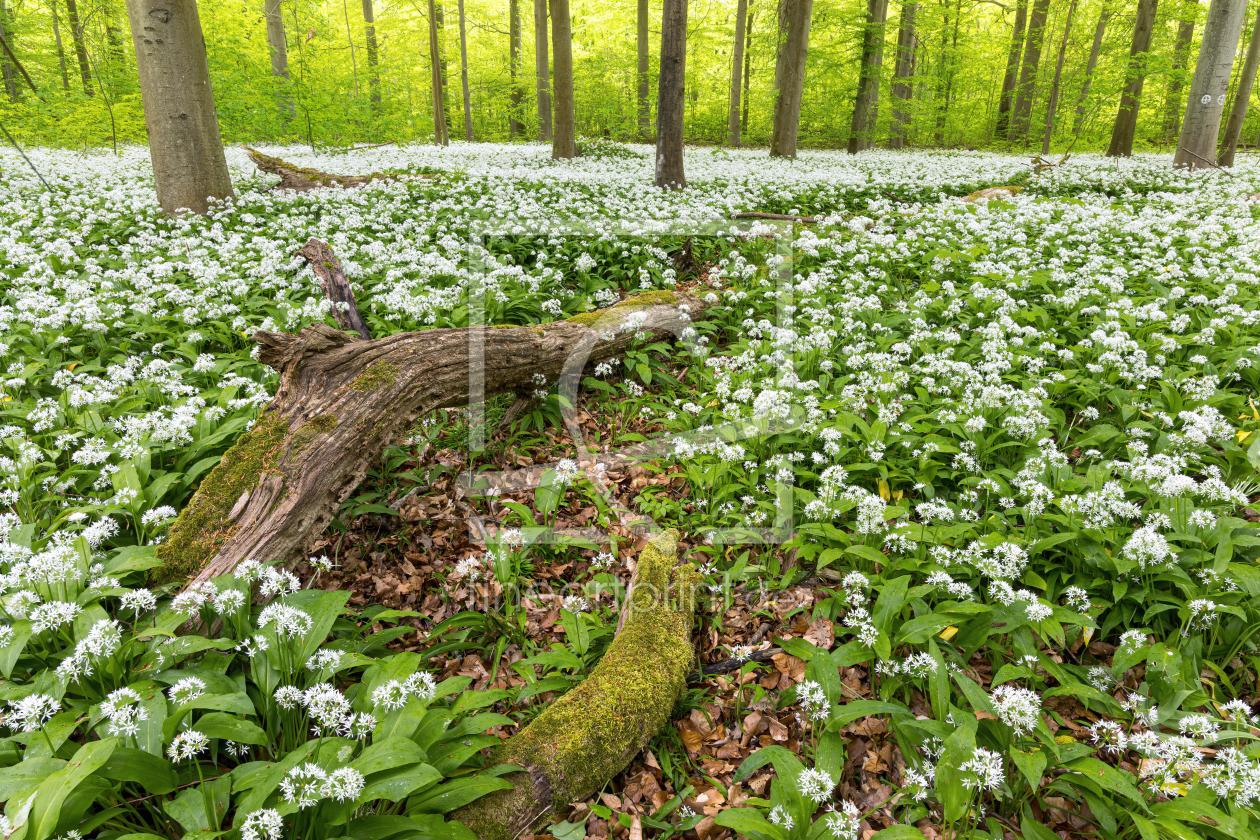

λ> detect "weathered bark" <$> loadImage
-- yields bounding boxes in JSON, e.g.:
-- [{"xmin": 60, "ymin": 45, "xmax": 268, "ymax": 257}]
[
  {"xmin": 428, "ymin": 0, "xmax": 449, "ymax": 145},
  {"xmin": 452, "ymin": 531, "xmax": 698, "ymax": 840},
  {"xmin": 435, "ymin": 3, "xmax": 452, "ymax": 131},
  {"xmin": 457, "ymin": 0, "xmax": 472, "ymax": 140},
  {"xmin": 551, "ymin": 0, "xmax": 576, "ymax": 158},
  {"xmin": 1176, "ymin": 0, "xmax": 1247, "ymax": 168},
  {"xmin": 298, "ymin": 239, "xmax": 373, "ymax": 340},
  {"xmin": 1106, "ymin": 0, "xmax": 1158, "ymax": 157},
  {"xmin": 534, "ymin": 0, "xmax": 551, "ymax": 140},
  {"xmin": 264, "ymin": 0, "xmax": 292, "ymax": 118},
  {"xmin": 888, "ymin": 1, "xmax": 917, "ymax": 149},
  {"xmin": 0, "ymin": 0, "xmax": 16, "ymax": 102},
  {"xmin": 509, "ymin": 0, "xmax": 522, "ymax": 138},
  {"xmin": 769, "ymin": 0, "xmax": 813, "ymax": 157},
  {"xmin": 65, "ymin": 0, "xmax": 93, "ymax": 95},
  {"xmin": 341, "ymin": 0, "xmax": 361, "ymax": 99},
  {"xmin": 1008, "ymin": 0, "xmax": 1050, "ymax": 144},
  {"xmin": 933, "ymin": 0, "xmax": 961, "ymax": 146},
  {"xmin": 104, "ymin": 0, "xmax": 127, "ymax": 72},
  {"xmin": 656, "ymin": 0, "xmax": 687, "ymax": 186},
  {"xmin": 742, "ymin": 3, "xmax": 754, "ymax": 133},
  {"xmin": 1164, "ymin": 13, "xmax": 1196, "ymax": 144},
  {"xmin": 364, "ymin": 0, "xmax": 380, "ymax": 113},
  {"xmin": 638, "ymin": 0, "xmax": 651, "ymax": 139},
  {"xmin": 849, "ymin": 0, "xmax": 889, "ymax": 154},
  {"xmin": 727, "ymin": 0, "xmax": 748, "ymax": 146},
  {"xmin": 51, "ymin": 0, "xmax": 71, "ymax": 91},
  {"xmin": 1040, "ymin": 0, "xmax": 1077, "ymax": 154},
  {"xmin": 1073, "ymin": 6, "xmax": 1108, "ymax": 136},
  {"xmin": 157, "ymin": 291, "xmax": 713, "ymax": 587},
  {"xmin": 1219, "ymin": 5, "xmax": 1260, "ymax": 166},
  {"xmin": 126, "ymin": 0, "xmax": 234, "ymax": 216},
  {"xmin": 995, "ymin": 0, "xmax": 1027, "ymax": 139},
  {"xmin": 245, "ymin": 147, "xmax": 394, "ymax": 191}
]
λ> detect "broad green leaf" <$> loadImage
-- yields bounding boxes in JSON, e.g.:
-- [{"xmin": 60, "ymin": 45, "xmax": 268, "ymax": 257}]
[
  {"xmin": 98, "ymin": 747, "xmax": 178, "ymax": 795},
  {"xmin": 191, "ymin": 712, "xmax": 267, "ymax": 745},
  {"xmin": 405, "ymin": 774, "xmax": 515, "ymax": 814},
  {"xmin": 1010, "ymin": 746, "xmax": 1046, "ymax": 789},
  {"xmin": 28, "ymin": 739, "xmax": 116, "ymax": 840},
  {"xmin": 713, "ymin": 809, "xmax": 791, "ymax": 840}
]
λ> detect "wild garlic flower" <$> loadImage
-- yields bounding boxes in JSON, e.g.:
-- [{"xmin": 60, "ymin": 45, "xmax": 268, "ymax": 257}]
[
  {"xmin": 323, "ymin": 766, "xmax": 365, "ymax": 802},
  {"xmin": 240, "ymin": 809, "xmax": 284, "ymax": 840},
  {"xmin": 168, "ymin": 677, "xmax": 207, "ymax": 706},
  {"xmin": 30, "ymin": 600, "xmax": 81, "ymax": 634},
  {"xmin": 257, "ymin": 603, "xmax": 313, "ymax": 638},
  {"xmin": 274, "ymin": 686, "xmax": 303, "ymax": 710},
  {"xmin": 168, "ymin": 729, "xmax": 210, "ymax": 761},
  {"xmin": 959, "ymin": 746, "xmax": 1004, "ymax": 791},
  {"xmin": 302, "ymin": 684, "xmax": 352, "ymax": 733},
  {"xmin": 795, "ymin": 679, "xmax": 829, "ymax": 723},
  {"xmin": 280, "ymin": 762, "xmax": 328, "ymax": 808},
  {"xmin": 1119, "ymin": 629, "xmax": 1146, "ymax": 651},
  {"xmin": 797, "ymin": 767, "xmax": 835, "ymax": 803},
  {"xmin": 213, "ymin": 588, "xmax": 247, "ymax": 617},
  {"xmin": 7, "ymin": 694, "xmax": 60, "ymax": 731},
  {"xmin": 990, "ymin": 685, "xmax": 1041, "ymax": 736},
  {"xmin": 767, "ymin": 804, "xmax": 793, "ymax": 828},
  {"xmin": 119, "ymin": 588, "xmax": 157, "ymax": 614},
  {"xmin": 306, "ymin": 650, "xmax": 344, "ymax": 672},
  {"xmin": 824, "ymin": 801, "xmax": 861, "ymax": 840},
  {"xmin": 1089, "ymin": 720, "xmax": 1127, "ymax": 755},
  {"xmin": 562, "ymin": 595, "xmax": 590, "ymax": 612}
]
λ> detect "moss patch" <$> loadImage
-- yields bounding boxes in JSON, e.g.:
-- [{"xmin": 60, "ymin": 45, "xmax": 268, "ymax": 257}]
[
  {"xmin": 349, "ymin": 361, "xmax": 398, "ymax": 392},
  {"xmin": 289, "ymin": 414, "xmax": 338, "ymax": 453},
  {"xmin": 456, "ymin": 531, "xmax": 697, "ymax": 839},
  {"xmin": 152, "ymin": 412, "xmax": 289, "ymax": 585},
  {"xmin": 561, "ymin": 291, "xmax": 682, "ymax": 328}
]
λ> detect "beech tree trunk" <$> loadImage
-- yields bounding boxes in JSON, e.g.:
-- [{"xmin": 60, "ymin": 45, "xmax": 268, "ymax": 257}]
[
  {"xmin": 436, "ymin": 4, "xmax": 452, "ymax": 131},
  {"xmin": 157, "ymin": 292, "xmax": 714, "ymax": 587},
  {"xmin": 769, "ymin": 0, "xmax": 813, "ymax": 158},
  {"xmin": 742, "ymin": 3, "xmax": 754, "ymax": 133},
  {"xmin": 457, "ymin": 0, "xmax": 472, "ymax": 140},
  {"xmin": 509, "ymin": 0, "xmax": 523, "ymax": 138},
  {"xmin": 551, "ymin": 0, "xmax": 576, "ymax": 158},
  {"xmin": 0, "ymin": 0, "xmax": 16, "ymax": 103},
  {"xmin": 1219, "ymin": 5, "xmax": 1260, "ymax": 166},
  {"xmin": 638, "ymin": 0, "xmax": 651, "ymax": 140},
  {"xmin": 126, "ymin": 0, "xmax": 235, "ymax": 216},
  {"xmin": 727, "ymin": 0, "xmax": 748, "ymax": 147},
  {"xmin": 104, "ymin": 0, "xmax": 127, "ymax": 75},
  {"xmin": 65, "ymin": 0, "xmax": 93, "ymax": 95},
  {"xmin": 1106, "ymin": 0, "xmax": 1158, "ymax": 157},
  {"xmin": 995, "ymin": 0, "xmax": 1027, "ymax": 139},
  {"xmin": 453, "ymin": 531, "xmax": 698, "ymax": 840},
  {"xmin": 849, "ymin": 0, "xmax": 889, "ymax": 153},
  {"xmin": 888, "ymin": 0, "xmax": 917, "ymax": 149},
  {"xmin": 264, "ymin": 0, "xmax": 292, "ymax": 118},
  {"xmin": 363, "ymin": 0, "xmax": 380, "ymax": 113},
  {"xmin": 1175, "ymin": 0, "xmax": 1246, "ymax": 169},
  {"xmin": 1040, "ymin": 0, "xmax": 1077, "ymax": 154},
  {"xmin": 1164, "ymin": 13, "xmax": 1197, "ymax": 144},
  {"xmin": 656, "ymin": 0, "xmax": 687, "ymax": 186},
  {"xmin": 1073, "ymin": 6, "xmax": 1108, "ymax": 136},
  {"xmin": 1008, "ymin": 0, "xmax": 1049, "ymax": 144},
  {"xmin": 428, "ymin": 0, "xmax": 449, "ymax": 145},
  {"xmin": 51, "ymin": 0, "xmax": 71, "ymax": 91},
  {"xmin": 535, "ymin": 0, "xmax": 551, "ymax": 140}
]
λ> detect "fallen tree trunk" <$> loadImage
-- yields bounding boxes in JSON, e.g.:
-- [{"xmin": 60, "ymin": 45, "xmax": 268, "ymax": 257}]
[
  {"xmin": 297, "ymin": 239, "xmax": 373, "ymax": 339},
  {"xmin": 452, "ymin": 530, "xmax": 699, "ymax": 839},
  {"xmin": 155, "ymin": 290, "xmax": 711, "ymax": 587},
  {"xmin": 244, "ymin": 147, "xmax": 398, "ymax": 191}
]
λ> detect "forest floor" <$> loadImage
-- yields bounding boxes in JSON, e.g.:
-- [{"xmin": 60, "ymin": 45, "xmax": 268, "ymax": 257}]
[{"xmin": 3, "ymin": 142, "xmax": 1260, "ymax": 840}]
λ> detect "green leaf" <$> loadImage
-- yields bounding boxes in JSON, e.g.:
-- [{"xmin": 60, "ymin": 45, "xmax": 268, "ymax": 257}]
[
  {"xmin": 870, "ymin": 828, "xmax": 929, "ymax": 840},
  {"xmin": 934, "ymin": 725, "xmax": 976, "ymax": 823},
  {"xmin": 98, "ymin": 747, "xmax": 178, "ymax": 795},
  {"xmin": 348, "ymin": 815, "xmax": 476, "ymax": 840},
  {"xmin": 0, "ymin": 758, "xmax": 65, "ymax": 803},
  {"xmin": 1016, "ymin": 818, "xmax": 1060, "ymax": 840},
  {"xmin": 1063, "ymin": 757, "xmax": 1148, "ymax": 810},
  {"xmin": 1010, "ymin": 747, "xmax": 1047, "ymax": 789},
  {"xmin": 359, "ymin": 763, "xmax": 444, "ymax": 804},
  {"xmin": 352, "ymin": 736, "xmax": 428, "ymax": 776},
  {"xmin": 1151, "ymin": 798, "xmax": 1255, "ymax": 840},
  {"xmin": 826, "ymin": 700, "xmax": 909, "ymax": 731},
  {"xmin": 713, "ymin": 809, "xmax": 790, "ymax": 840},
  {"xmin": 405, "ymin": 774, "xmax": 515, "ymax": 814},
  {"xmin": 191, "ymin": 712, "xmax": 268, "ymax": 745},
  {"xmin": 0, "ymin": 620, "xmax": 33, "ymax": 679},
  {"xmin": 28, "ymin": 739, "xmax": 116, "ymax": 840}
]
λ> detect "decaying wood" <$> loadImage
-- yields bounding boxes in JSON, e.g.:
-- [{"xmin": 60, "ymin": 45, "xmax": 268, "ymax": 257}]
[
  {"xmin": 453, "ymin": 530, "xmax": 699, "ymax": 840},
  {"xmin": 157, "ymin": 291, "xmax": 713, "ymax": 588},
  {"xmin": 731, "ymin": 211, "xmax": 818, "ymax": 223},
  {"xmin": 244, "ymin": 147, "xmax": 397, "ymax": 191},
  {"xmin": 297, "ymin": 239, "xmax": 373, "ymax": 339}
]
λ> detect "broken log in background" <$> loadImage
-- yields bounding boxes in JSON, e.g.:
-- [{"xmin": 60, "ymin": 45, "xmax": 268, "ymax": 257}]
[
  {"xmin": 156, "ymin": 292, "xmax": 713, "ymax": 587},
  {"xmin": 298, "ymin": 238, "xmax": 373, "ymax": 339},
  {"xmin": 244, "ymin": 147, "xmax": 394, "ymax": 191},
  {"xmin": 453, "ymin": 530, "xmax": 699, "ymax": 839}
]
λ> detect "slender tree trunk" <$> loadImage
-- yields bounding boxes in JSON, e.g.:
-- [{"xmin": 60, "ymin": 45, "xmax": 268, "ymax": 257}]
[
  {"xmin": 0, "ymin": 0, "xmax": 17, "ymax": 103},
  {"xmin": 125, "ymin": 0, "xmax": 234, "ymax": 215},
  {"xmin": 727, "ymin": 0, "xmax": 747, "ymax": 146},
  {"xmin": 534, "ymin": 0, "xmax": 551, "ymax": 140},
  {"xmin": 995, "ymin": 0, "xmax": 1027, "ymax": 139},
  {"xmin": 742, "ymin": 3, "xmax": 755, "ymax": 133},
  {"xmin": 1040, "ymin": 0, "xmax": 1077, "ymax": 154},
  {"xmin": 457, "ymin": 0, "xmax": 471, "ymax": 140},
  {"xmin": 932, "ymin": 0, "xmax": 949, "ymax": 145},
  {"xmin": 1106, "ymin": 0, "xmax": 1158, "ymax": 157},
  {"xmin": 436, "ymin": 4, "xmax": 451, "ymax": 132},
  {"xmin": 510, "ymin": 0, "xmax": 522, "ymax": 138},
  {"xmin": 264, "ymin": 0, "xmax": 293, "ymax": 119},
  {"xmin": 428, "ymin": 0, "xmax": 449, "ymax": 144},
  {"xmin": 888, "ymin": 1, "xmax": 917, "ymax": 149},
  {"xmin": 1164, "ymin": 13, "xmax": 1197, "ymax": 145},
  {"xmin": 551, "ymin": 0, "xmax": 576, "ymax": 158},
  {"xmin": 1008, "ymin": 0, "xmax": 1050, "ymax": 144},
  {"xmin": 363, "ymin": 0, "xmax": 380, "ymax": 113},
  {"xmin": 769, "ymin": 0, "xmax": 813, "ymax": 157},
  {"xmin": 104, "ymin": 1, "xmax": 127, "ymax": 70},
  {"xmin": 1218, "ymin": 4, "xmax": 1260, "ymax": 166},
  {"xmin": 656, "ymin": 0, "xmax": 687, "ymax": 185},
  {"xmin": 65, "ymin": 0, "xmax": 93, "ymax": 95},
  {"xmin": 638, "ymin": 0, "xmax": 650, "ymax": 140},
  {"xmin": 849, "ymin": 0, "xmax": 889, "ymax": 154},
  {"xmin": 1073, "ymin": 6, "xmax": 1108, "ymax": 136},
  {"xmin": 1175, "ymin": 0, "xmax": 1246, "ymax": 169},
  {"xmin": 51, "ymin": 0, "xmax": 71, "ymax": 91}
]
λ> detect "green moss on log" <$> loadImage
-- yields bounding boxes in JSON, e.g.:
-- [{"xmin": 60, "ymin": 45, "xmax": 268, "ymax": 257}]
[
  {"xmin": 562, "ymin": 291, "xmax": 681, "ymax": 328},
  {"xmin": 289, "ymin": 414, "xmax": 339, "ymax": 453},
  {"xmin": 152, "ymin": 412, "xmax": 290, "ymax": 585},
  {"xmin": 350, "ymin": 361, "xmax": 399, "ymax": 392},
  {"xmin": 455, "ymin": 531, "xmax": 698, "ymax": 839}
]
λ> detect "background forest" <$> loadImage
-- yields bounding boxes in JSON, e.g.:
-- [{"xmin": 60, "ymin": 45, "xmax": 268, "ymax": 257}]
[{"xmin": 0, "ymin": 0, "xmax": 1258, "ymax": 154}]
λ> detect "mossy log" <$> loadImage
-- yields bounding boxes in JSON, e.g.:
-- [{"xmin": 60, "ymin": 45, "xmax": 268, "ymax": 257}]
[
  {"xmin": 158, "ymin": 291, "xmax": 713, "ymax": 587},
  {"xmin": 297, "ymin": 239, "xmax": 372, "ymax": 340},
  {"xmin": 453, "ymin": 530, "xmax": 699, "ymax": 839},
  {"xmin": 244, "ymin": 147, "xmax": 395, "ymax": 191}
]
